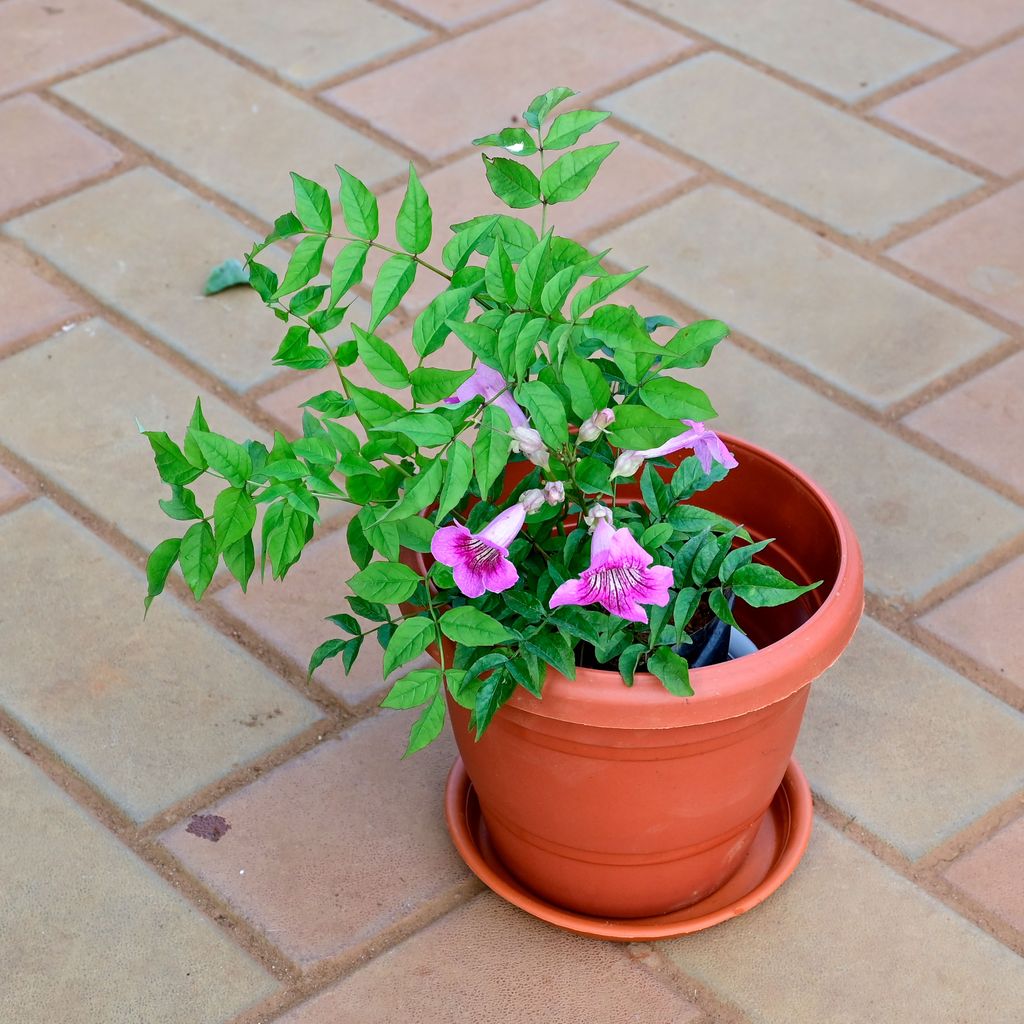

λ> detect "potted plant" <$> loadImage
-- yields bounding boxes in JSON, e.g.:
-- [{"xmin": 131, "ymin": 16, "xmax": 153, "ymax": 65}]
[{"xmin": 142, "ymin": 88, "xmax": 863, "ymax": 937}]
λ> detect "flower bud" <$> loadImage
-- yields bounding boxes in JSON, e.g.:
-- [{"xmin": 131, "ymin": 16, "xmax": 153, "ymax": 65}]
[
  {"xmin": 518, "ymin": 488, "xmax": 546, "ymax": 513},
  {"xmin": 509, "ymin": 425, "xmax": 550, "ymax": 469},
  {"xmin": 584, "ymin": 503, "xmax": 613, "ymax": 530},
  {"xmin": 578, "ymin": 407, "xmax": 615, "ymax": 442},
  {"xmin": 610, "ymin": 450, "xmax": 644, "ymax": 480},
  {"xmin": 543, "ymin": 481, "xmax": 565, "ymax": 505}
]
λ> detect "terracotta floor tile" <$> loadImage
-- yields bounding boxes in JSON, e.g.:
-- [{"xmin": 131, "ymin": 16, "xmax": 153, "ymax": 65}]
[
  {"xmin": 871, "ymin": 0, "xmax": 1024, "ymax": 46},
  {"xmin": 944, "ymin": 815, "xmax": 1024, "ymax": 931},
  {"xmin": 0, "ymin": 318, "xmax": 267, "ymax": 550},
  {"xmin": 56, "ymin": 38, "xmax": 405, "ymax": 222},
  {"xmin": 888, "ymin": 181, "xmax": 1024, "ymax": 326},
  {"xmin": 599, "ymin": 186, "xmax": 1003, "ymax": 408},
  {"xmin": 390, "ymin": 0, "xmax": 522, "ymax": 27},
  {"xmin": 607, "ymin": 53, "xmax": 981, "ymax": 240},
  {"xmin": 632, "ymin": 0, "xmax": 954, "ymax": 101},
  {"xmin": 0, "ymin": 739, "xmax": 277, "ymax": 1022},
  {"xmin": 323, "ymin": 0, "xmax": 693, "ymax": 160},
  {"xmin": 0, "ymin": 466, "xmax": 28, "ymax": 510},
  {"xmin": 798, "ymin": 618, "xmax": 1024, "ymax": 858},
  {"xmin": 0, "ymin": 240, "xmax": 83, "ymax": 351},
  {"xmin": 875, "ymin": 38, "xmax": 1024, "ymax": 175},
  {"xmin": 918, "ymin": 556, "xmax": 1024, "ymax": 694},
  {"xmin": 0, "ymin": 0, "xmax": 166, "ymax": 97},
  {"xmin": 142, "ymin": 0, "xmax": 425, "ymax": 86},
  {"xmin": 0, "ymin": 501, "xmax": 321, "ymax": 821},
  {"xmin": 903, "ymin": 350, "xmax": 1024, "ymax": 496},
  {"xmin": 215, "ymin": 527, "xmax": 424, "ymax": 707},
  {"xmin": 8, "ymin": 168, "xmax": 283, "ymax": 391},
  {"xmin": 160, "ymin": 714, "xmax": 468, "ymax": 967},
  {"xmin": 663, "ymin": 820, "xmax": 1024, "ymax": 1024},
  {"xmin": 278, "ymin": 894, "xmax": 702, "ymax": 1023},
  {"xmin": 0, "ymin": 95, "xmax": 121, "ymax": 216}
]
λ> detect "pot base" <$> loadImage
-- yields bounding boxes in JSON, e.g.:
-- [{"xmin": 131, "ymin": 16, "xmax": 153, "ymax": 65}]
[{"xmin": 444, "ymin": 755, "xmax": 813, "ymax": 942}]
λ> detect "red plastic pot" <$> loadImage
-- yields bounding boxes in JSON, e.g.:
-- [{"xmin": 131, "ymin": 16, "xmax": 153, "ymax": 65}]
[{"xmin": 406, "ymin": 434, "xmax": 863, "ymax": 919}]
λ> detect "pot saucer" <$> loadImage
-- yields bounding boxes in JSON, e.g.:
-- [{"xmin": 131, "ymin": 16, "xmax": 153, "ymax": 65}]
[{"xmin": 444, "ymin": 756, "xmax": 812, "ymax": 942}]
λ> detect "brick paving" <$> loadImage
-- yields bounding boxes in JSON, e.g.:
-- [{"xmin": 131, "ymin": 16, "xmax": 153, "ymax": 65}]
[{"xmin": 1, "ymin": 1, "xmax": 1022, "ymax": 1020}]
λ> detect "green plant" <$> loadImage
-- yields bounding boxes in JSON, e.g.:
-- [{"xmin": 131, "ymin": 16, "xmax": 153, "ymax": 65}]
[{"xmin": 143, "ymin": 88, "xmax": 816, "ymax": 755}]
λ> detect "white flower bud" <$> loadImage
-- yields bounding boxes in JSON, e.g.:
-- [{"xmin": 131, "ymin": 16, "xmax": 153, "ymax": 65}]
[
  {"xmin": 578, "ymin": 407, "xmax": 615, "ymax": 442},
  {"xmin": 584, "ymin": 503, "xmax": 613, "ymax": 530},
  {"xmin": 543, "ymin": 481, "xmax": 565, "ymax": 505},
  {"xmin": 518, "ymin": 488, "xmax": 546, "ymax": 513},
  {"xmin": 610, "ymin": 450, "xmax": 644, "ymax": 479},
  {"xmin": 509, "ymin": 425, "xmax": 550, "ymax": 469}
]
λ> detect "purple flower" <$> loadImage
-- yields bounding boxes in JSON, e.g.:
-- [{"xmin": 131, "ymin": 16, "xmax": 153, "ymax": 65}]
[
  {"xmin": 577, "ymin": 407, "xmax": 615, "ymax": 442},
  {"xmin": 430, "ymin": 503, "xmax": 526, "ymax": 598},
  {"xmin": 611, "ymin": 420, "xmax": 738, "ymax": 479},
  {"xmin": 445, "ymin": 365, "xmax": 528, "ymax": 428},
  {"xmin": 509, "ymin": 425, "xmax": 550, "ymax": 469},
  {"xmin": 549, "ymin": 519, "xmax": 673, "ymax": 624}
]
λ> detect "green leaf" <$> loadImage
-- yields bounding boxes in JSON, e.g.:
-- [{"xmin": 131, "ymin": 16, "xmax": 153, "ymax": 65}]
[
  {"xmin": 561, "ymin": 353, "xmax": 610, "ymax": 419},
  {"xmin": 336, "ymin": 165, "xmax": 379, "ymax": 240},
  {"xmin": 188, "ymin": 430, "xmax": 253, "ymax": 487},
  {"xmin": 222, "ymin": 534, "xmax": 255, "ymax": 592},
  {"xmin": 472, "ymin": 670, "xmax": 516, "ymax": 736},
  {"xmin": 584, "ymin": 303, "xmax": 656, "ymax": 385},
  {"xmin": 144, "ymin": 431, "xmax": 201, "ymax": 486},
  {"xmin": 144, "ymin": 538, "xmax": 180, "ymax": 614},
  {"xmin": 543, "ymin": 109, "xmax": 610, "ymax": 150},
  {"xmin": 349, "ymin": 561, "xmax": 420, "ymax": 603},
  {"xmin": 639, "ymin": 377, "xmax": 717, "ymax": 421},
  {"xmin": 523, "ymin": 86, "xmax": 576, "ymax": 128},
  {"xmin": 204, "ymin": 258, "xmax": 249, "ymax": 295},
  {"xmin": 606, "ymin": 406, "xmax": 682, "ymax": 451},
  {"xmin": 290, "ymin": 171, "xmax": 332, "ymax": 233},
  {"xmin": 497, "ymin": 314, "xmax": 544, "ymax": 380},
  {"xmin": 442, "ymin": 215, "xmax": 500, "ymax": 273},
  {"xmin": 264, "ymin": 212, "xmax": 304, "ymax": 245},
  {"xmin": 382, "ymin": 616, "xmax": 435, "ymax": 677},
  {"xmin": 447, "ymin": 319, "xmax": 500, "ymax": 368},
  {"xmin": 369, "ymin": 254, "xmax": 416, "ymax": 330},
  {"xmin": 540, "ymin": 143, "xmax": 617, "ymax": 204},
  {"xmin": 709, "ymin": 588, "xmax": 741, "ymax": 630},
  {"xmin": 673, "ymin": 586, "xmax": 701, "ymax": 639},
  {"xmin": 437, "ymin": 440, "xmax": 473, "ymax": 521},
  {"xmin": 730, "ymin": 564, "xmax": 821, "ymax": 607},
  {"xmin": 473, "ymin": 405, "xmax": 512, "ymax": 499},
  {"xmin": 159, "ymin": 484, "xmax": 204, "ymax": 521},
  {"xmin": 388, "ymin": 460, "xmax": 443, "ymax": 519},
  {"xmin": 213, "ymin": 487, "xmax": 256, "ymax": 551},
  {"xmin": 515, "ymin": 232, "xmax": 552, "ymax": 310},
  {"xmin": 440, "ymin": 606, "xmax": 517, "ymax": 646},
  {"xmin": 539, "ymin": 255, "xmax": 598, "ymax": 315},
  {"xmin": 484, "ymin": 241, "xmax": 517, "ymax": 304},
  {"xmin": 329, "ymin": 241, "xmax": 368, "ymax": 309},
  {"xmin": 720, "ymin": 539, "xmax": 773, "ymax": 582},
  {"xmin": 272, "ymin": 325, "xmax": 331, "ymax": 370},
  {"xmin": 647, "ymin": 646, "xmax": 693, "ymax": 697},
  {"xmin": 289, "ymin": 284, "xmax": 328, "ymax": 317},
  {"xmin": 515, "ymin": 380, "xmax": 568, "ymax": 448},
  {"xmin": 246, "ymin": 260, "xmax": 279, "ymax": 302},
  {"xmin": 354, "ymin": 325, "xmax": 410, "ymax": 389},
  {"xmin": 410, "ymin": 367, "xmax": 474, "ymax": 404},
  {"xmin": 521, "ymin": 631, "xmax": 576, "ymax": 680},
  {"xmin": 385, "ymin": 412, "xmax": 453, "ymax": 447},
  {"xmin": 671, "ymin": 455, "xmax": 729, "ymax": 501},
  {"xmin": 381, "ymin": 667, "xmax": 441, "ymax": 709},
  {"xmin": 179, "ymin": 521, "xmax": 217, "ymax": 601},
  {"xmin": 266, "ymin": 503, "xmax": 311, "ymax": 578},
  {"xmin": 691, "ymin": 533, "xmax": 722, "ymax": 587},
  {"xmin": 570, "ymin": 267, "xmax": 644, "ymax": 320},
  {"xmin": 618, "ymin": 643, "xmax": 646, "ymax": 686},
  {"xmin": 183, "ymin": 397, "xmax": 210, "ymax": 470},
  {"xmin": 272, "ymin": 235, "xmax": 326, "ymax": 299},
  {"xmin": 663, "ymin": 320, "xmax": 730, "ymax": 369},
  {"xmin": 412, "ymin": 286, "xmax": 473, "ymax": 358},
  {"xmin": 404, "ymin": 690, "xmax": 446, "ymax": 756},
  {"xmin": 308, "ymin": 638, "xmax": 346, "ymax": 677},
  {"xmin": 483, "ymin": 156, "xmax": 541, "ymax": 209},
  {"xmin": 395, "ymin": 162, "xmax": 432, "ymax": 254},
  {"xmin": 346, "ymin": 381, "xmax": 405, "ymax": 426},
  {"xmin": 472, "ymin": 127, "xmax": 537, "ymax": 155},
  {"xmin": 575, "ymin": 456, "xmax": 613, "ymax": 495}
]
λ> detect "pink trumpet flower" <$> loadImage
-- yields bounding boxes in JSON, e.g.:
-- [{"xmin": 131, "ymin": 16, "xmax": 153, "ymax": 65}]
[
  {"xmin": 611, "ymin": 420, "xmax": 738, "ymax": 479},
  {"xmin": 445, "ymin": 364, "xmax": 528, "ymax": 428},
  {"xmin": 430, "ymin": 503, "xmax": 527, "ymax": 598},
  {"xmin": 549, "ymin": 518, "xmax": 673, "ymax": 624}
]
